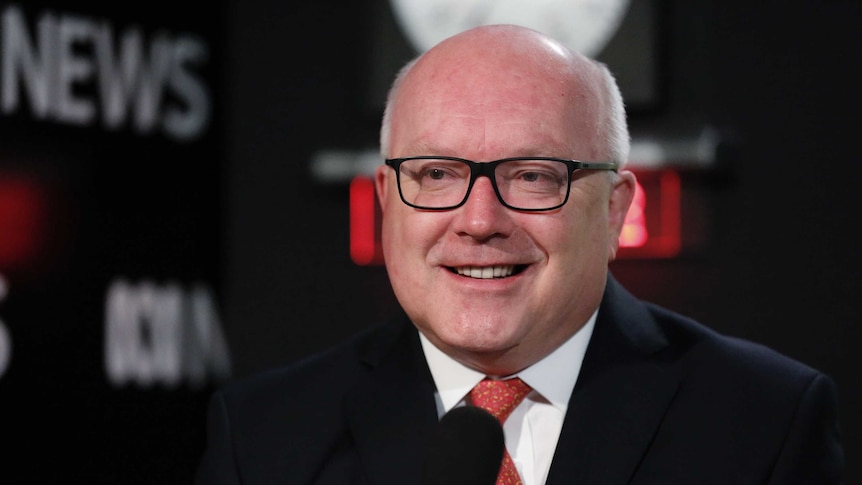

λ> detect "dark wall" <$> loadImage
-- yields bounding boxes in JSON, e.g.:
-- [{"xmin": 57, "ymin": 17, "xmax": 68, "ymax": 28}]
[
  {"xmin": 0, "ymin": 1, "xmax": 227, "ymax": 482},
  {"xmin": 223, "ymin": 0, "xmax": 860, "ymax": 481}
]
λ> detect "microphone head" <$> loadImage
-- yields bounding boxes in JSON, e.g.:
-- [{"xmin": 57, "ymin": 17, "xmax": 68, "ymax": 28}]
[{"xmin": 421, "ymin": 406, "xmax": 504, "ymax": 485}]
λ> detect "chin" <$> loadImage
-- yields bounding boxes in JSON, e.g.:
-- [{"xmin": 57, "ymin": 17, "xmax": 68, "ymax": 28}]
[{"xmin": 437, "ymin": 321, "xmax": 522, "ymax": 354}]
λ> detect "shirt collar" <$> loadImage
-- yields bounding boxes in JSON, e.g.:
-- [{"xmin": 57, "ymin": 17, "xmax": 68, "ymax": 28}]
[{"xmin": 420, "ymin": 310, "xmax": 597, "ymax": 413}]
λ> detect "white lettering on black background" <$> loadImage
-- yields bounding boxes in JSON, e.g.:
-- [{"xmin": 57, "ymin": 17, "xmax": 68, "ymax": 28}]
[
  {"xmin": 104, "ymin": 279, "xmax": 231, "ymax": 388},
  {"xmin": 1, "ymin": 4, "xmax": 211, "ymax": 141}
]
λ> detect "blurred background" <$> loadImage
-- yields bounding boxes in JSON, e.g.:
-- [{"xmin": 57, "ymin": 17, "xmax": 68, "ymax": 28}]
[{"xmin": 0, "ymin": 0, "xmax": 858, "ymax": 482}]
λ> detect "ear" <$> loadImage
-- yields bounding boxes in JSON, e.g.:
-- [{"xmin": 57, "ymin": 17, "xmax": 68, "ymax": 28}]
[
  {"xmin": 375, "ymin": 164, "xmax": 392, "ymax": 208},
  {"xmin": 607, "ymin": 170, "xmax": 636, "ymax": 261}
]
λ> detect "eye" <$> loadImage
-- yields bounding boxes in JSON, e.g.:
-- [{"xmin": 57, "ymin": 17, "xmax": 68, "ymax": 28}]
[
  {"xmin": 519, "ymin": 171, "xmax": 549, "ymax": 183},
  {"xmin": 407, "ymin": 160, "xmax": 468, "ymax": 183},
  {"xmin": 511, "ymin": 168, "xmax": 564, "ymax": 188},
  {"xmin": 427, "ymin": 168, "xmax": 448, "ymax": 180}
]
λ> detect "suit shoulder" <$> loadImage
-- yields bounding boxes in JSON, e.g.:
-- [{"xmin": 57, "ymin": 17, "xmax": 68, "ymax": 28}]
[
  {"xmin": 628, "ymin": 304, "xmax": 842, "ymax": 481},
  {"xmin": 645, "ymin": 302, "xmax": 828, "ymax": 391},
  {"xmin": 214, "ymin": 316, "xmax": 413, "ymax": 414}
]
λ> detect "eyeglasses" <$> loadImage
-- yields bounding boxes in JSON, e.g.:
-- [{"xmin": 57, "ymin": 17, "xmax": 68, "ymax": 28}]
[{"xmin": 384, "ymin": 156, "xmax": 618, "ymax": 211}]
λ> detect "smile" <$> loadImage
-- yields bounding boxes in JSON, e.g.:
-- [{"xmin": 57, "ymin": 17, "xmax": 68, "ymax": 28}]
[{"xmin": 450, "ymin": 265, "xmax": 525, "ymax": 279}]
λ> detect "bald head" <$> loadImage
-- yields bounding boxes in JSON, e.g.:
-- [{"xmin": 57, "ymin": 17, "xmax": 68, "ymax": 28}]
[
  {"xmin": 375, "ymin": 25, "xmax": 638, "ymax": 375},
  {"xmin": 380, "ymin": 25, "xmax": 629, "ymax": 166}
]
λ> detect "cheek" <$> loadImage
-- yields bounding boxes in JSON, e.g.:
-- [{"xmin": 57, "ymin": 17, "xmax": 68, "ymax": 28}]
[
  {"xmin": 533, "ymin": 212, "xmax": 609, "ymax": 311},
  {"xmin": 381, "ymin": 211, "xmax": 453, "ymax": 325},
  {"xmin": 540, "ymin": 199, "xmax": 611, "ymax": 267},
  {"xmin": 382, "ymin": 209, "xmax": 445, "ymax": 271}
]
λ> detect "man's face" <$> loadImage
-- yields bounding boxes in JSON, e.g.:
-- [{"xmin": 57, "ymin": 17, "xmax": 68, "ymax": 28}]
[{"xmin": 376, "ymin": 43, "xmax": 634, "ymax": 374}]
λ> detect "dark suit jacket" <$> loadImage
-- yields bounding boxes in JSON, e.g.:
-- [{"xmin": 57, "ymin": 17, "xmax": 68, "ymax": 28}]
[{"xmin": 195, "ymin": 276, "xmax": 843, "ymax": 484}]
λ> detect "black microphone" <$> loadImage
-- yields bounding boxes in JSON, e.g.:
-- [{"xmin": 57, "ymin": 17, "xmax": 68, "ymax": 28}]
[{"xmin": 421, "ymin": 406, "xmax": 504, "ymax": 485}]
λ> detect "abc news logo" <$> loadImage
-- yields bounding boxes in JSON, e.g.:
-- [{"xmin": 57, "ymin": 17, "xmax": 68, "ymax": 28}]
[
  {"xmin": 105, "ymin": 279, "xmax": 231, "ymax": 388},
  {"xmin": 0, "ymin": 276, "xmax": 231, "ymax": 387}
]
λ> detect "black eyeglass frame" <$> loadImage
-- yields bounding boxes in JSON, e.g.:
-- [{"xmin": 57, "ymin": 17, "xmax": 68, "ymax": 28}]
[{"xmin": 384, "ymin": 156, "xmax": 619, "ymax": 212}]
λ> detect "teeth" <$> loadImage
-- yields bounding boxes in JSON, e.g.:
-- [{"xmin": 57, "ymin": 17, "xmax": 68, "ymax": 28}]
[{"xmin": 455, "ymin": 265, "xmax": 515, "ymax": 279}]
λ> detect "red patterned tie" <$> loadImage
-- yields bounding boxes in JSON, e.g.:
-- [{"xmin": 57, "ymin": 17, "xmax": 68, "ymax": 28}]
[{"xmin": 469, "ymin": 378, "xmax": 532, "ymax": 485}]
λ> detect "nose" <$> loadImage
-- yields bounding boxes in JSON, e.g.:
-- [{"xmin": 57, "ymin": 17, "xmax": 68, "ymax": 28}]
[{"xmin": 452, "ymin": 176, "xmax": 514, "ymax": 240}]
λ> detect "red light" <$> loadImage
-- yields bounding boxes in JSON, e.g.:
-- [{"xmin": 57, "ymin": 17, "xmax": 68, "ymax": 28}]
[
  {"xmin": 349, "ymin": 170, "xmax": 683, "ymax": 264},
  {"xmin": 0, "ymin": 174, "xmax": 48, "ymax": 272},
  {"xmin": 617, "ymin": 170, "xmax": 682, "ymax": 259},
  {"xmin": 349, "ymin": 176, "xmax": 384, "ymax": 265}
]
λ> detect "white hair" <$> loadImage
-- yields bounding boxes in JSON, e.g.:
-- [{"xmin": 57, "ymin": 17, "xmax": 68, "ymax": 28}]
[
  {"xmin": 379, "ymin": 57, "xmax": 418, "ymax": 159},
  {"xmin": 594, "ymin": 61, "xmax": 631, "ymax": 168}
]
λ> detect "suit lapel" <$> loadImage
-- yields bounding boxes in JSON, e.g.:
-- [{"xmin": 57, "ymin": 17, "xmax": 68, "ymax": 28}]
[
  {"xmin": 344, "ymin": 317, "xmax": 439, "ymax": 485},
  {"xmin": 546, "ymin": 276, "xmax": 683, "ymax": 484},
  {"xmin": 341, "ymin": 276, "xmax": 682, "ymax": 484}
]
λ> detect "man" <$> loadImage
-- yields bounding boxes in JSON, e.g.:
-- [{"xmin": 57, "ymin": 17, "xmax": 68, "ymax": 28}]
[{"xmin": 196, "ymin": 25, "xmax": 843, "ymax": 484}]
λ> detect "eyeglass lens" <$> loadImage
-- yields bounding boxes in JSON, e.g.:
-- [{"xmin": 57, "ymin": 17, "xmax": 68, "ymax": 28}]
[{"xmin": 397, "ymin": 158, "xmax": 569, "ymax": 210}]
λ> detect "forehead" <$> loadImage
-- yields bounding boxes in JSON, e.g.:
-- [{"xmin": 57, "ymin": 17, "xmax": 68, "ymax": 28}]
[{"xmin": 390, "ymin": 47, "xmax": 602, "ymax": 158}]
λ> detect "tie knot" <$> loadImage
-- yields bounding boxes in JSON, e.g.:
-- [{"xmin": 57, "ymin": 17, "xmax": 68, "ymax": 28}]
[{"xmin": 469, "ymin": 378, "xmax": 532, "ymax": 423}]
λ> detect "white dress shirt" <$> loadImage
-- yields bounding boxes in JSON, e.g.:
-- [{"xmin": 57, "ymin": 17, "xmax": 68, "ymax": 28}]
[{"xmin": 419, "ymin": 310, "xmax": 596, "ymax": 485}]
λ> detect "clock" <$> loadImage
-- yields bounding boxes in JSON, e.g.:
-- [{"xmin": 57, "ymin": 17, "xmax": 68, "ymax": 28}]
[{"xmin": 389, "ymin": 0, "xmax": 631, "ymax": 57}]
